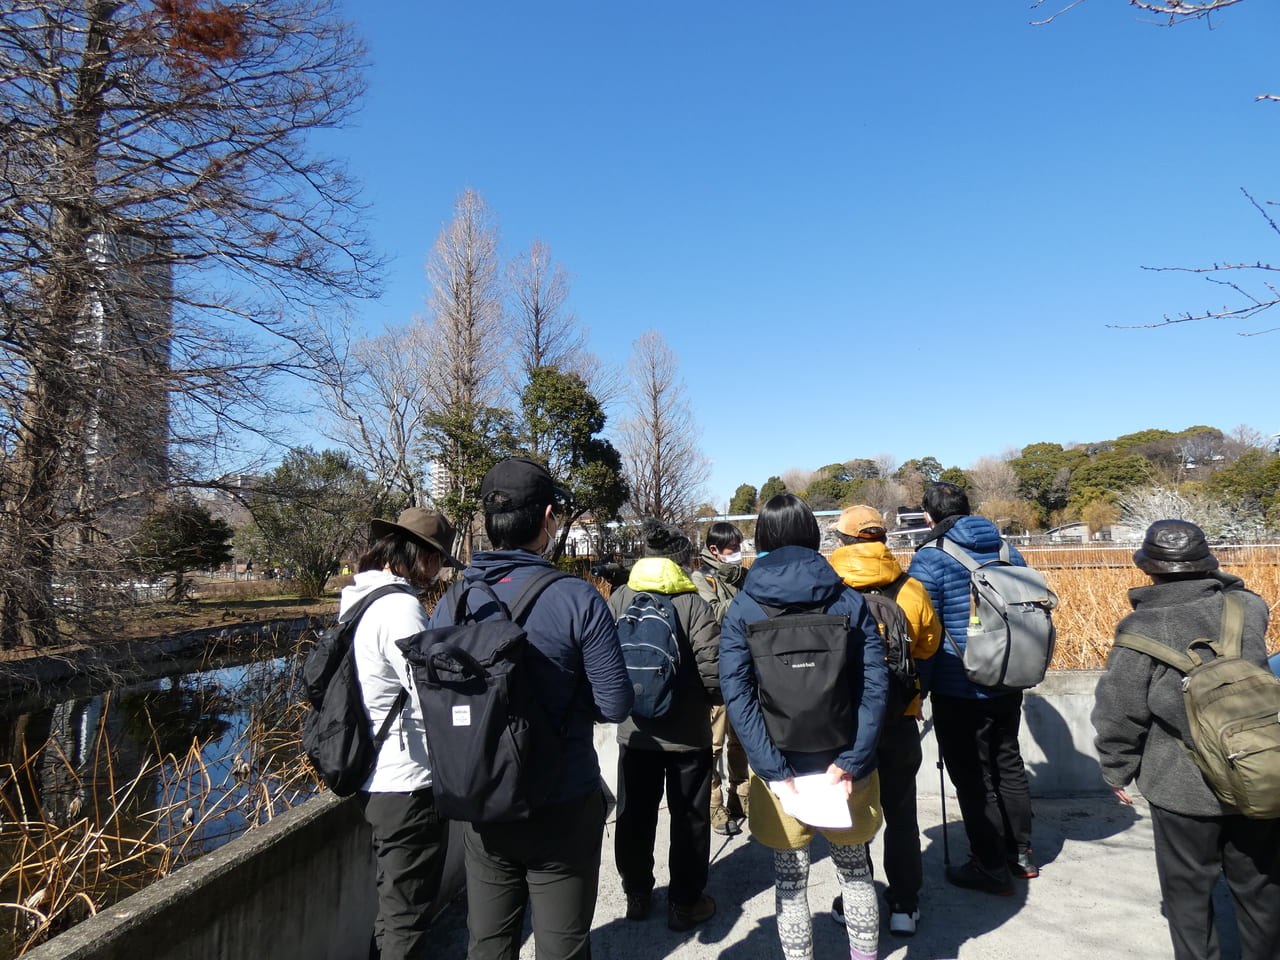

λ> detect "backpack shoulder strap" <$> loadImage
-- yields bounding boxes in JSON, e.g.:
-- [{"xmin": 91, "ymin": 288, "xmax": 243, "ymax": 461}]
[
  {"xmin": 937, "ymin": 537, "xmax": 981, "ymax": 572},
  {"xmin": 997, "ymin": 541, "xmax": 1012, "ymax": 564},
  {"xmin": 1218, "ymin": 591, "xmax": 1246, "ymax": 659},
  {"xmin": 508, "ymin": 567, "xmax": 573, "ymax": 624},
  {"xmin": 339, "ymin": 583, "xmax": 416, "ymax": 626},
  {"xmin": 1113, "ymin": 631, "xmax": 1197, "ymax": 674},
  {"xmin": 880, "ymin": 572, "xmax": 909, "ymax": 602}
]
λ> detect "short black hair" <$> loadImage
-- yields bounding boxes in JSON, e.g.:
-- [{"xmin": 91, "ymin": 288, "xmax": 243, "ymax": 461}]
[
  {"xmin": 833, "ymin": 530, "xmax": 858, "ymax": 547},
  {"xmin": 357, "ymin": 533, "xmax": 438, "ymax": 587},
  {"xmin": 705, "ymin": 521, "xmax": 743, "ymax": 552},
  {"xmin": 484, "ymin": 501, "xmax": 546, "ymax": 550},
  {"xmin": 755, "ymin": 493, "xmax": 820, "ymax": 553},
  {"xmin": 923, "ymin": 482, "xmax": 970, "ymax": 522}
]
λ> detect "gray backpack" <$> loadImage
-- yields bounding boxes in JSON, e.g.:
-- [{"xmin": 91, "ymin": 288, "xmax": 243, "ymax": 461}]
[{"xmin": 932, "ymin": 538, "xmax": 1058, "ymax": 691}]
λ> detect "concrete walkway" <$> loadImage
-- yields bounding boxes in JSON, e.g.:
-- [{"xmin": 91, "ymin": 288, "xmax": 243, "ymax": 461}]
[{"xmin": 427, "ymin": 793, "xmax": 1222, "ymax": 959}]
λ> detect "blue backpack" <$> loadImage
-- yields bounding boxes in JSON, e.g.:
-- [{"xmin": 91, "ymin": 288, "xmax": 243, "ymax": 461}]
[{"xmin": 617, "ymin": 591, "xmax": 683, "ymax": 719}]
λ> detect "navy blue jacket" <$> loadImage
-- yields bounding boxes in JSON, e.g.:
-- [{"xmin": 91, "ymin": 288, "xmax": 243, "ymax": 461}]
[
  {"xmin": 719, "ymin": 545, "xmax": 887, "ymax": 782},
  {"xmin": 907, "ymin": 516, "xmax": 1027, "ymax": 699},
  {"xmin": 428, "ymin": 550, "xmax": 633, "ymax": 804}
]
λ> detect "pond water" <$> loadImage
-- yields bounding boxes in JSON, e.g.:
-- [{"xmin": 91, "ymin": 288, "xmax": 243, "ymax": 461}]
[{"xmin": 0, "ymin": 650, "xmax": 316, "ymax": 956}]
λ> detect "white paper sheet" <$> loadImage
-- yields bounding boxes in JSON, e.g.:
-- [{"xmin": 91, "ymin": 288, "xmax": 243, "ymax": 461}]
[{"xmin": 769, "ymin": 772, "xmax": 852, "ymax": 829}]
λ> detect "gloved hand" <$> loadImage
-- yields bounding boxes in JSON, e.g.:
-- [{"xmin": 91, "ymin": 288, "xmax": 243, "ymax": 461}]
[{"xmin": 719, "ymin": 562, "xmax": 746, "ymax": 587}]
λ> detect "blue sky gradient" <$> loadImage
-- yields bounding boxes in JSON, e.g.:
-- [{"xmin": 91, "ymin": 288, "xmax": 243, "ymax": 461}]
[{"xmin": 322, "ymin": 1, "xmax": 1280, "ymax": 508}]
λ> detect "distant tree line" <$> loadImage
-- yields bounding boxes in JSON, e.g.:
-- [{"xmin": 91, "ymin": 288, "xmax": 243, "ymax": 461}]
[{"xmin": 729, "ymin": 424, "xmax": 1279, "ymax": 540}]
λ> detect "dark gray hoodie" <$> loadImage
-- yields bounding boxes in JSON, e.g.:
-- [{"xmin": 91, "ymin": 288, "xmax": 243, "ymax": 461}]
[{"xmin": 1091, "ymin": 573, "xmax": 1270, "ymax": 816}]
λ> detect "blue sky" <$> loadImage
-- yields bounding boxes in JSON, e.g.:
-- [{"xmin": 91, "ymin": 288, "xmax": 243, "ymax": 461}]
[{"xmin": 320, "ymin": 1, "xmax": 1280, "ymax": 509}]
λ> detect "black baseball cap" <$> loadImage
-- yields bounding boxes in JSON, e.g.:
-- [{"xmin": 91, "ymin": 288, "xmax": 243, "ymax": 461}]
[{"xmin": 480, "ymin": 457, "xmax": 569, "ymax": 513}]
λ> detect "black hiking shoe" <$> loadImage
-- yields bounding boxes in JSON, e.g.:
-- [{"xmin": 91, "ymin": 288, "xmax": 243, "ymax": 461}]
[{"xmin": 945, "ymin": 858, "xmax": 1016, "ymax": 896}]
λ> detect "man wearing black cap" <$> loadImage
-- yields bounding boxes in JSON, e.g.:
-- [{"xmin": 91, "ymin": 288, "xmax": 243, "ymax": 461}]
[
  {"xmin": 428, "ymin": 457, "xmax": 633, "ymax": 960},
  {"xmin": 1093, "ymin": 519, "xmax": 1280, "ymax": 960}
]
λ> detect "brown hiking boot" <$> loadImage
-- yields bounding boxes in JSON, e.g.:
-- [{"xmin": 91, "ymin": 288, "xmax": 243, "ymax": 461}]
[
  {"xmin": 668, "ymin": 894, "xmax": 716, "ymax": 931},
  {"xmin": 711, "ymin": 803, "xmax": 734, "ymax": 835}
]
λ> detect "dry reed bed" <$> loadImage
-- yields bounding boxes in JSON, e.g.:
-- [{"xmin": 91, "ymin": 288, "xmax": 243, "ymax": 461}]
[{"xmin": 0, "ymin": 637, "xmax": 320, "ymax": 955}]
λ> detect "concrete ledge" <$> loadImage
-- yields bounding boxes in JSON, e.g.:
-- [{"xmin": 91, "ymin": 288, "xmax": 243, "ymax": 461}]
[{"xmin": 24, "ymin": 792, "xmax": 378, "ymax": 960}]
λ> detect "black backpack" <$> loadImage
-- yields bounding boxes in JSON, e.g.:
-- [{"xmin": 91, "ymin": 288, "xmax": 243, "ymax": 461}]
[
  {"xmin": 856, "ymin": 574, "xmax": 919, "ymax": 720},
  {"xmin": 745, "ymin": 599, "xmax": 856, "ymax": 753},
  {"xmin": 301, "ymin": 583, "xmax": 416, "ymax": 797},
  {"xmin": 617, "ymin": 591, "xmax": 683, "ymax": 719},
  {"xmin": 398, "ymin": 568, "xmax": 570, "ymax": 824}
]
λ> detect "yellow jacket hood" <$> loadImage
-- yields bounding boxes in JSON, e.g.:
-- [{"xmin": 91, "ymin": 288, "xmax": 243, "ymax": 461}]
[{"xmin": 627, "ymin": 557, "xmax": 699, "ymax": 595}]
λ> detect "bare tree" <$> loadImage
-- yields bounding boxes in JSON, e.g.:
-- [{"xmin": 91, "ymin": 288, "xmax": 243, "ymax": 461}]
[
  {"xmin": 314, "ymin": 316, "xmax": 436, "ymax": 512},
  {"xmin": 780, "ymin": 468, "xmax": 817, "ymax": 494},
  {"xmin": 0, "ymin": 0, "xmax": 376, "ymax": 646},
  {"xmin": 419, "ymin": 189, "xmax": 512, "ymax": 556},
  {"xmin": 509, "ymin": 239, "xmax": 586, "ymax": 377},
  {"xmin": 1030, "ymin": 0, "xmax": 1245, "ymax": 26},
  {"xmin": 1032, "ymin": 0, "xmax": 1277, "ymax": 333},
  {"xmin": 618, "ymin": 330, "xmax": 708, "ymax": 523},
  {"xmin": 967, "ymin": 456, "xmax": 1021, "ymax": 508},
  {"xmin": 507, "ymin": 237, "xmax": 621, "ymax": 444},
  {"xmin": 1118, "ymin": 484, "xmax": 1266, "ymax": 540}
]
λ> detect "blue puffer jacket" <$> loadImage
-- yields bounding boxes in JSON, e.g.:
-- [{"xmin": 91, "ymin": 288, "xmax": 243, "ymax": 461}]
[
  {"xmin": 428, "ymin": 550, "xmax": 634, "ymax": 803},
  {"xmin": 720, "ymin": 545, "xmax": 887, "ymax": 782},
  {"xmin": 907, "ymin": 516, "xmax": 1027, "ymax": 700}
]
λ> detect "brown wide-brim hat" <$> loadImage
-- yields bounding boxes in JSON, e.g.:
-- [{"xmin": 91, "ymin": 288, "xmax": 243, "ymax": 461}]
[
  {"xmin": 1133, "ymin": 519, "xmax": 1218, "ymax": 576},
  {"xmin": 370, "ymin": 508, "xmax": 463, "ymax": 569}
]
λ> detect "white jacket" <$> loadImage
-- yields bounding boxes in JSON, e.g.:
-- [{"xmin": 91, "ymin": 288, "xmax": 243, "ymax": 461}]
[{"xmin": 339, "ymin": 569, "xmax": 432, "ymax": 793}]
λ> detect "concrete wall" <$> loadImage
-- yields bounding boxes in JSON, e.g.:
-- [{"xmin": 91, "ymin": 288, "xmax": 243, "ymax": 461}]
[{"xmin": 24, "ymin": 792, "xmax": 464, "ymax": 960}]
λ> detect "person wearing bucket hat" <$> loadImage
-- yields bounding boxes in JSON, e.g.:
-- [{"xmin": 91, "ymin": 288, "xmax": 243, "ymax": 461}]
[
  {"xmin": 340, "ymin": 507, "xmax": 461, "ymax": 960},
  {"xmin": 428, "ymin": 456, "xmax": 633, "ymax": 960},
  {"xmin": 1093, "ymin": 519, "xmax": 1280, "ymax": 960}
]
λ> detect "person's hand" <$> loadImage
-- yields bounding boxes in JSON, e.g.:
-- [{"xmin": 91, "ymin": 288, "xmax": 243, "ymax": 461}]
[
  {"xmin": 826, "ymin": 764, "xmax": 855, "ymax": 799},
  {"xmin": 780, "ymin": 777, "xmax": 798, "ymax": 795},
  {"xmin": 1111, "ymin": 785, "xmax": 1134, "ymax": 805}
]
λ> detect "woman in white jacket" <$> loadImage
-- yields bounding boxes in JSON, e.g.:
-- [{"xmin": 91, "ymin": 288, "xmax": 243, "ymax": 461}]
[{"xmin": 341, "ymin": 507, "xmax": 460, "ymax": 960}]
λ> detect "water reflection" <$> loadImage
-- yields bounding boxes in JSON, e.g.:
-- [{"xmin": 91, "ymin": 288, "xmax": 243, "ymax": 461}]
[{"xmin": 0, "ymin": 653, "xmax": 315, "ymax": 955}]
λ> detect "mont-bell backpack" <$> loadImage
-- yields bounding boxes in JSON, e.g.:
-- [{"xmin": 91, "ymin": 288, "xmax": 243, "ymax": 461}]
[
  {"xmin": 745, "ymin": 599, "xmax": 856, "ymax": 753},
  {"xmin": 1115, "ymin": 590, "xmax": 1280, "ymax": 820},
  {"xmin": 856, "ymin": 574, "xmax": 919, "ymax": 719},
  {"xmin": 617, "ymin": 591, "xmax": 683, "ymax": 719},
  {"xmin": 397, "ymin": 568, "xmax": 570, "ymax": 824},
  {"xmin": 301, "ymin": 583, "xmax": 416, "ymax": 797},
  {"xmin": 932, "ymin": 538, "xmax": 1057, "ymax": 691}
]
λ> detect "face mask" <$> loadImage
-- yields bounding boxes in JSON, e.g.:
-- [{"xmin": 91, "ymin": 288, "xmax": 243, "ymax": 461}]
[
  {"xmin": 720, "ymin": 550, "xmax": 743, "ymax": 565},
  {"xmin": 541, "ymin": 519, "xmax": 558, "ymax": 558}
]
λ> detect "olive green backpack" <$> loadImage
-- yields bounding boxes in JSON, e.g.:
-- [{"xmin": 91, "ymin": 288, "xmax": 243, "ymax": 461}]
[{"xmin": 1115, "ymin": 591, "xmax": 1280, "ymax": 819}]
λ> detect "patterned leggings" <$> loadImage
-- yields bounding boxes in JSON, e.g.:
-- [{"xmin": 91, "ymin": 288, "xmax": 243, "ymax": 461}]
[{"xmin": 774, "ymin": 843, "xmax": 877, "ymax": 960}]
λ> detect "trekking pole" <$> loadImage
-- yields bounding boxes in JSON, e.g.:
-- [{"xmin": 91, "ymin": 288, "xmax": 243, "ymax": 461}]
[
  {"xmin": 932, "ymin": 707, "xmax": 950, "ymax": 869},
  {"xmin": 938, "ymin": 755, "xmax": 950, "ymax": 868}
]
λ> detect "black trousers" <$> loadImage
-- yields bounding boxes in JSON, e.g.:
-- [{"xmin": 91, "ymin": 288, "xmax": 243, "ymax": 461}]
[
  {"xmin": 359, "ymin": 787, "xmax": 447, "ymax": 960},
  {"xmin": 463, "ymin": 789, "xmax": 606, "ymax": 960},
  {"xmin": 932, "ymin": 691, "xmax": 1032, "ymax": 870},
  {"xmin": 1151, "ymin": 804, "xmax": 1280, "ymax": 960},
  {"xmin": 614, "ymin": 745, "xmax": 713, "ymax": 907},
  {"xmin": 872, "ymin": 714, "xmax": 923, "ymax": 910}
]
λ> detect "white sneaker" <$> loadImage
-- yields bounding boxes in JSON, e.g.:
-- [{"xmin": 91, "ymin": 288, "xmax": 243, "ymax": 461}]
[{"xmin": 889, "ymin": 908, "xmax": 920, "ymax": 936}]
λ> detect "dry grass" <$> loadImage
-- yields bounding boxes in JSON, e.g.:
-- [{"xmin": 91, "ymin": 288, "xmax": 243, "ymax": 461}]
[{"xmin": 0, "ymin": 643, "xmax": 318, "ymax": 955}]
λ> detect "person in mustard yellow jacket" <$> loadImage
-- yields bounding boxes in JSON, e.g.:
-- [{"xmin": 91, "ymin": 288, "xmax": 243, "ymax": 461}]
[{"xmin": 828, "ymin": 505, "xmax": 941, "ymax": 939}]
